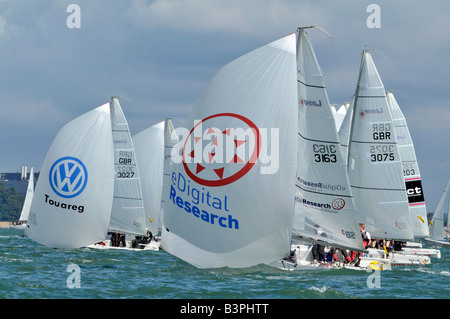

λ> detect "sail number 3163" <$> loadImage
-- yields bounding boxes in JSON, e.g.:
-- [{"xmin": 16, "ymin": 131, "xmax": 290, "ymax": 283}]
[{"xmin": 313, "ymin": 144, "xmax": 337, "ymax": 163}]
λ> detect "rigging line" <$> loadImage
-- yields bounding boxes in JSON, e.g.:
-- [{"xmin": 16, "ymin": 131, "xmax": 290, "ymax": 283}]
[
  {"xmin": 297, "ymin": 79, "xmax": 325, "ymax": 89},
  {"xmin": 298, "ymin": 132, "xmax": 340, "ymax": 144},
  {"xmin": 295, "ymin": 184, "xmax": 353, "ymax": 198},
  {"xmin": 350, "ymin": 139, "xmax": 396, "ymax": 145},
  {"xmin": 356, "ymin": 95, "xmax": 386, "ymax": 98},
  {"xmin": 350, "ymin": 185, "xmax": 405, "ymax": 192},
  {"xmin": 113, "ymin": 196, "xmax": 143, "ymax": 200},
  {"xmin": 111, "ymin": 95, "xmax": 132, "ymax": 104}
]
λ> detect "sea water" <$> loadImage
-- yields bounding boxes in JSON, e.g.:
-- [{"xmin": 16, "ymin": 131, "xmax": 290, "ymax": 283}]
[{"xmin": 0, "ymin": 228, "xmax": 448, "ymax": 300}]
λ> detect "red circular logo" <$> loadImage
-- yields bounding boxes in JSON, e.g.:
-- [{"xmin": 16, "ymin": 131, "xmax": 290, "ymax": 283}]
[
  {"xmin": 332, "ymin": 198, "xmax": 345, "ymax": 210},
  {"xmin": 182, "ymin": 113, "xmax": 261, "ymax": 187}
]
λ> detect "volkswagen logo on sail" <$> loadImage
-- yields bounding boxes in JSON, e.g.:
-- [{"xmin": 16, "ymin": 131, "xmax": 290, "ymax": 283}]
[{"xmin": 49, "ymin": 156, "xmax": 88, "ymax": 198}]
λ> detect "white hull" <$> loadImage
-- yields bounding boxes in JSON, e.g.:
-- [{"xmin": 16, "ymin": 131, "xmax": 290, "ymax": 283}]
[
  {"xmin": 424, "ymin": 238, "xmax": 450, "ymax": 247},
  {"xmin": 388, "ymin": 251, "xmax": 431, "ymax": 266},
  {"xmin": 395, "ymin": 247, "xmax": 441, "ymax": 259},
  {"xmin": 268, "ymin": 244, "xmax": 391, "ymax": 271},
  {"xmin": 87, "ymin": 238, "xmax": 160, "ymax": 251},
  {"xmin": 404, "ymin": 241, "xmax": 423, "ymax": 248},
  {"xmin": 8, "ymin": 223, "xmax": 26, "ymax": 230},
  {"xmin": 360, "ymin": 248, "xmax": 431, "ymax": 266}
]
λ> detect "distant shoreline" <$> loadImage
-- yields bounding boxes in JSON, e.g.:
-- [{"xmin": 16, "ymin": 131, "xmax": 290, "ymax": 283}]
[{"xmin": 0, "ymin": 222, "xmax": 11, "ymax": 228}]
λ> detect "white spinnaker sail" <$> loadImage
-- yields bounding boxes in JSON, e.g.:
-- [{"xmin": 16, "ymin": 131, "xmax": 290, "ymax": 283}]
[
  {"xmin": 19, "ymin": 167, "xmax": 34, "ymax": 222},
  {"xmin": 161, "ymin": 34, "xmax": 298, "ymax": 268},
  {"xmin": 294, "ymin": 29, "xmax": 363, "ymax": 251},
  {"xmin": 25, "ymin": 103, "xmax": 115, "ymax": 248},
  {"xmin": 133, "ymin": 120, "xmax": 165, "ymax": 235},
  {"xmin": 347, "ymin": 51, "xmax": 413, "ymax": 241},
  {"xmin": 429, "ymin": 177, "xmax": 450, "ymax": 240},
  {"xmin": 108, "ymin": 97, "xmax": 146, "ymax": 236},
  {"xmin": 386, "ymin": 92, "xmax": 429, "ymax": 237}
]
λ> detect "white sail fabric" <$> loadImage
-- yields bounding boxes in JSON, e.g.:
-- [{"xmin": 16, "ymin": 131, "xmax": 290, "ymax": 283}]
[
  {"xmin": 161, "ymin": 34, "xmax": 298, "ymax": 268},
  {"xmin": 132, "ymin": 120, "xmax": 165, "ymax": 235},
  {"xmin": 159, "ymin": 119, "xmax": 179, "ymax": 233},
  {"xmin": 19, "ymin": 167, "xmax": 34, "ymax": 222},
  {"xmin": 334, "ymin": 103, "xmax": 349, "ymax": 132},
  {"xmin": 294, "ymin": 29, "xmax": 364, "ymax": 251},
  {"xmin": 347, "ymin": 52, "xmax": 413, "ymax": 240},
  {"xmin": 108, "ymin": 97, "xmax": 146, "ymax": 236},
  {"xmin": 338, "ymin": 97, "xmax": 354, "ymax": 164},
  {"xmin": 387, "ymin": 92, "xmax": 429, "ymax": 237},
  {"xmin": 25, "ymin": 103, "xmax": 115, "ymax": 248},
  {"xmin": 429, "ymin": 177, "xmax": 450, "ymax": 240}
]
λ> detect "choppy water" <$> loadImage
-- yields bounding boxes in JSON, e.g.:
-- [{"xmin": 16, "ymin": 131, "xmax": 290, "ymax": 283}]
[{"xmin": 1, "ymin": 228, "xmax": 449, "ymax": 301}]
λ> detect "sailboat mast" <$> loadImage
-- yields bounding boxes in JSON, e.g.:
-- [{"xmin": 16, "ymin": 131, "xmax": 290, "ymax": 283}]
[{"xmin": 347, "ymin": 50, "xmax": 367, "ymax": 171}]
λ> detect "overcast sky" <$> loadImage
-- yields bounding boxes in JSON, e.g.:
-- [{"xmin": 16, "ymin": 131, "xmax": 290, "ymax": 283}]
[{"xmin": 0, "ymin": 0, "xmax": 448, "ymax": 211}]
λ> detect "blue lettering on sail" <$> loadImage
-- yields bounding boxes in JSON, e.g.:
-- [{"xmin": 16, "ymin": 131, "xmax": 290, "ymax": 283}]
[
  {"xmin": 169, "ymin": 172, "xmax": 239, "ymax": 230},
  {"xmin": 300, "ymin": 98, "xmax": 322, "ymax": 107}
]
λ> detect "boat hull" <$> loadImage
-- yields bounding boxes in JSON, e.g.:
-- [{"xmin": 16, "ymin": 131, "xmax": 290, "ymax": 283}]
[
  {"xmin": 8, "ymin": 223, "xmax": 26, "ymax": 230},
  {"xmin": 87, "ymin": 238, "xmax": 160, "ymax": 251},
  {"xmin": 268, "ymin": 244, "xmax": 391, "ymax": 271},
  {"xmin": 424, "ymin": 238, "xmax": 450, "ymax": 247}
]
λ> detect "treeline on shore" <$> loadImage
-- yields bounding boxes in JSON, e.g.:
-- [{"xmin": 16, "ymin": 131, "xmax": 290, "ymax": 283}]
[{"xmin": 0, "ymin": 182, "xmax": 24, "ymax": 221}]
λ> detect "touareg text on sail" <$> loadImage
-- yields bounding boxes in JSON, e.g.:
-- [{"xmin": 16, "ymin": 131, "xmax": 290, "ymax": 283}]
[{"xmin": 44, "ymin": 194, "xmax": 85, "ymax": 213}]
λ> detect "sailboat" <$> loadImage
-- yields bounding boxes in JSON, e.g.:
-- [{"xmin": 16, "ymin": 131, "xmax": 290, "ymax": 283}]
[
  {"xmin": 386, "ymin": 92, "xmax": 440, "ymax": 258},
  {"xmin": 160, "ymin": 32, "xmax": 298, "ymax": 268},
  {"xmin": 159, "ymin": 118, "xmax": 179, "ymax": 235},
  {"xmin": 25, "ymin": 103, "xmax": 115, "ymax": 249},
  {"xmin": 128, "ymin": 118, "xmax": 179, "ymax": 250},
  {"xmin": 346, "ymin": 51, "xmax": 430, "ymax": 266},
  {"xmin": 425, "ymin": 177, "xmax": 450, "ymax": 247},
  {"xmin": 387, "ymin": 92, "xmax": 429, "ymax": 236},
  {"xmin": 88, "ymin": 97, "xmax": 153, "ymax": 250},
  {"xmin": 133, "ymin": 121, "xmax": 165, "ymax": 238},
  {"xmin": 9, "ymin": 167, "xmax": 35, "ymax": 230},
  {"xmin": 269, "ymin": 27, "xmax": 378, "ymax": 271}
]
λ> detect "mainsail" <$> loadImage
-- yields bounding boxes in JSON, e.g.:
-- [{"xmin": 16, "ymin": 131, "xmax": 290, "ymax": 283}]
[
  {"xmin": 18, "ymin": 167, "xmax": 34, "ymax": 222},
  {"xmin": 429, "ymin": 177, "xmax": 450, "ymax": 241},
  {"xmin": 25, "ymin": 103, "xmax": 115, "ymax": 248},
  {"xmin": 338, "ymin": 97, "xmax": 354, "ymax": 163},
  {"xmin": 294, "ymin": 28, "xmax": 364, "ymax": 251},
  {"xmin": 347, "ymin": 51, "xmax": 413, "ymax": 241},
  {"xmin": 132, "ymin": 120, "xmax": 165, "ymax": 235},
  {"xmin": 108, "ymin": 97, "xmax": 146, "ymax": 236},
  {"xmin": 160, "ymin": 119, "xmax": 179, "ymax": 232},
  {"xmin": 386, "ymin": 92, "xmax": 429, "ymax": 237},
  {"xmin": 161, "ymin": 34, "xmax": 298, "ymax": 268}
]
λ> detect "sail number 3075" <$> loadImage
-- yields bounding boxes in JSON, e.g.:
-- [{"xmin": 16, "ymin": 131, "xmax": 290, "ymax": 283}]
[{"xmin": 370, "ymin": 145, "xmax": 395, "ymax": 162}]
